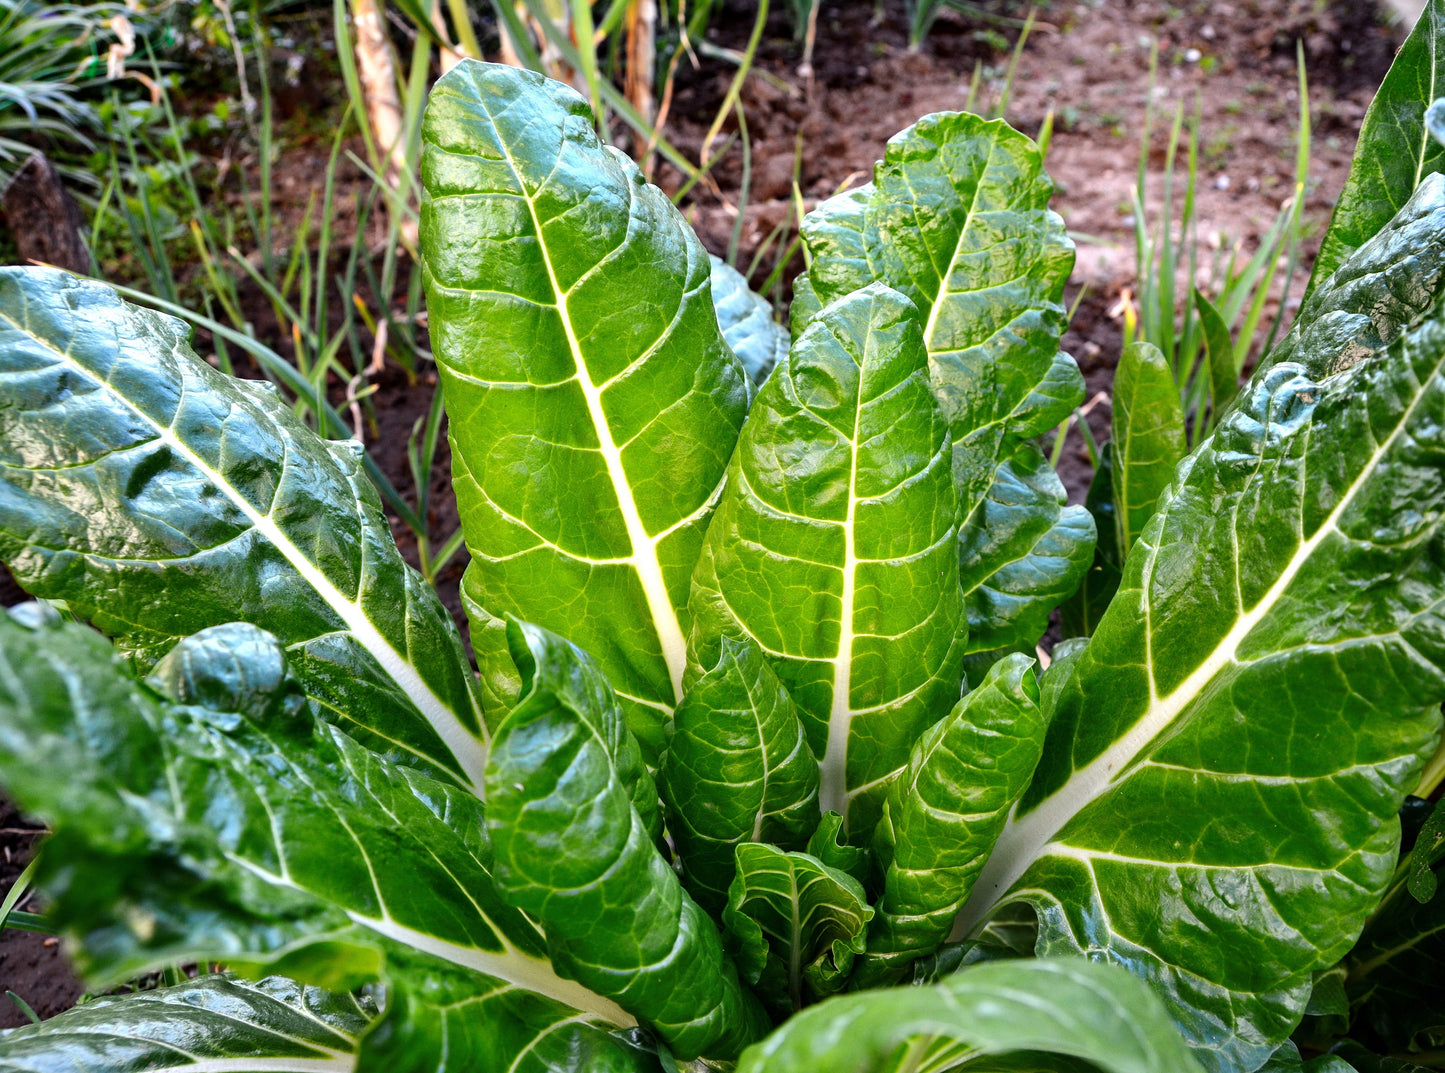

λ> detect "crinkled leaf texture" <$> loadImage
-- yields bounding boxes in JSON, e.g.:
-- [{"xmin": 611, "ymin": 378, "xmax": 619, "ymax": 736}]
[
  {"xmin": 659, "ymin": 636, "xmax": 820, "ymax": 915},
  {"xmin": 1110, "ymin": 341, "xmax": 1185, "ymax": 558},
  {"xmin": 722, "ymin": 843, "xmax": 872, "ymax": 1017},
  {"xmin": 421, "ymin": 60, "xmax": 749, "ymax": 757},
  {"xmin": 1305, "ymin": 0, "xmax": 1445, "ymax": 303},
  {"xmin": 800, "ymin": 110, "xmax": 1092, "ymax": 658},
  {"xmin": 688, "ymin": 282, "xmax": 966, "ymax": 838},
  {"xmin": 0, "ymin": 974, "xmax": 372, "ymax": 1073},
  {"xmin": 954, "ymin": 286, "xmax": 1445, "ymax": 1069},
  {"xmin": 0, "ymin": 606, "xmax": 654, "ymax": 1072},
  {"xmin": 0, "ymin": 267, "xmax": 486, "ymax": 793},
  {"xmin": 735, "ymin": 958, "xmax": 1204, "ymax": 1073},
  {"xmin": 711, "ymin": 255, "xmax": 788, "ymax": 389},
  {"xmin": 859, "ymin": 653, "xmax": 1043, "ymax": 986},
  {"xmin": 484, "ymin": 619, "xmax": 769, "ymax": 1061}
]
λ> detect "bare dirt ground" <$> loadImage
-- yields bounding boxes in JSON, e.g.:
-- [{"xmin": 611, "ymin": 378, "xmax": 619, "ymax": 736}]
[{"xmin": 0, "ymin": 0, "xmax": 1407, "ymax": 1027}]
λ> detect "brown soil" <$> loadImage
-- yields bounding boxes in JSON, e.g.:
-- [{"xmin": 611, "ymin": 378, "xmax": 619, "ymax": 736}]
[{"xmin": 0, "ymin": 0, "xmax": 1404, "ymax": 1026}]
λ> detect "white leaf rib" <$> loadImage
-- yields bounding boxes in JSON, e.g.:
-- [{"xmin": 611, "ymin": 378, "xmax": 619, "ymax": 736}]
[{"xmin": 954, "ymin": 348, "xmax": 1445, "ymax": 939}]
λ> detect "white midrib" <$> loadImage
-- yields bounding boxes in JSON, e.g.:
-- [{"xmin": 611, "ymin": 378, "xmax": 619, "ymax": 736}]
[
  {"xmin": 819, "ymin": 398, "xmax": 862, "ymax": 821},
  {"xmin": 493, "ymin": 130, "xmax": 687, "ymax": 704},
  {"xmin": 952, "ymin": 370, "xmax": 1430, "ymax": 939},
  {"xmin": 15, "ymin": 317, "xmax": 491, "ymax": 796},
  {"xmin": 161, "ymin": 1059, "xmax": 354, "ymax": 1073}
]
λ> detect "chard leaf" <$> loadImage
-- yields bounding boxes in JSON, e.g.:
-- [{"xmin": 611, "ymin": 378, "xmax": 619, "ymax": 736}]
[
  {"xmin": 711, "ymin": 255, "xmax": 788, "ymax": 388},
  {"xmin": 735, "ymin": 958, "xmax": 1204, "ymax": 1073},
  {"xmin": 858, "ymin": 653, "xmax": 1043, "ymax": 987},
  {"xmin": 806, "ymin": 811, "xmax": 873, "ymax": 888},
  {"xmin": 659, "ymin": 636, "xmax": 821, "ymax": 915},
  {"xmin": 484, "ymin": 619, "xmax": 769, "ymax": 1061},
  {"xmin": 1059, "ymin": 444, "xmax": 1121, "ymax": 640},
  {"xmin": 1305, "ymin": 0, "xmax": 1445, "ymax": 303},
  {"xmin": 954, "ymin": 292, "xmax": 1445, "ymax": 1069},
  {"xmin": 0, "ymin": 608, "xmax": 632, "ymax": 1035},
  {"xmin": 1266, "ymin": 174, "xmax": 1445, "ymax": 381},
  {"xmin": 687, "ymin": 282, "xmax": 966, "ymax": 838},
  {"xmin": 722, "ymin": 843, "xmax": 872, "ymax": 1017},
  {"xmin": 801, "ymin": 112, "xmax": 1092, "ymax": 657},
  {"xmin": 0, "ymin": 974, "xmax": 373, "ymax": 1071},
  {"xmin": 420, "ymin": 60, "xmax": 749, "ymax": 756},
  {"xmin": 0, "ymin": 267, "xmax": 486, "ymax": 793},
  {"xmin": 1194, "ymin": 288, "xmax": 1239, "ymax": 414},
  {"xmin": 1110, "ymin": 341, "xmax": 1186, "ymax": 557}
]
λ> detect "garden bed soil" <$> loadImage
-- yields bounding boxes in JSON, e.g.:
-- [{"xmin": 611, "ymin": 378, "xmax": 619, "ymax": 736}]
[{"xmin": 0, "ymin": 0, "xmax": 1405, "ymax": 1027}]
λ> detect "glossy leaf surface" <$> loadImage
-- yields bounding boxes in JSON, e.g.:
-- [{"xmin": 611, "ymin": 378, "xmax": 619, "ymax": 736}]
[
  {"xmin": 711, "ymin": 255, "xmax": 788, "ymax": 388},
  {"xmin": 955, "ymin": 291, "xmax": 1445, "ymax": 1070},
  {"xmin": 0, "ymin": 607, "xmax": 628, "ymax": 1033},
  {"xmin": 800, "ymin": 111, "xmax": 1091, "ymax": 656},
  {"xmin": 421, "ymin": 61, "xmax": 749, "ymax": 756},
  {"xmin": 659, "ymin": 636, "xmax": 821, "ymax": 915},
  {"xmin": 1110, "ymin": 341, "xmax": 1185, "ymax": 557},
  {"xmin": 723, "ymin": 843, "xmax": 872, "ymax": 1017},
  {"xmin": 735, "ymin": 958, "xmax": 1204, "ymax": 1073},
  {"xmin": 0, "ymin": 975, "xmax": 372, "ymax": 1072},
  {"xmin": 859, "ymin": 654, "xmax": 1043, "ymax": 986},
  {"xmin": 0, "ymin": 268, "xmax": 486, "ymax": 792},
  {"xmin": 1305, "ymin": 0, "xmax": 1445, "ymax": 302},
  {"xmin": 1265, "ymin": 173, "xmax": 1445, "ymax": 382},
  {"xmin": 688, "ymin": 283, "xmax": 966, "ymax": 837},
  {"xmin": 484, "ymin": 620, "xmax": 768, "ymax": 1060}
]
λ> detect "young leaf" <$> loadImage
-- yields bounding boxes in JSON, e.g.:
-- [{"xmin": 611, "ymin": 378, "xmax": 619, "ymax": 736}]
[
  {"xmin": 806, "ymin": 812, "xmax": 873, "ymax": 889},
  {"xmin": 801, "ymin": 111, "xmax": 1093, "ymax": 658},
  {"xmin": 688, "ymin": 282, "xmax": 966, "ymax": 838},
  {"xmin": 722, "ymin": 843, "xmax": 872, "ymax": 1017},
  {"xmin": 1110, "ymin": 341, "xmax": 1186, "ymax": 557},
  {"xmin": 1264, "ymin": 172, "xmax": 1445, "ymax": 381},
  {"xmin": 711, "ymin": 255, "xmax": 788, "ymax": 388},
  {"xmin": 0, "ymin": 974, "xmax": 373, "ymax": 1071},
  {"xmin": 484, "ymin": 619, "xmax": 769, "ymax": 1061},
  {"xmin": 1060, "ymin": 443, "xmax": 1122, "ymax": 640},
  {"xmin": 0, "ymin": 268, "xmax": 487, "ymax": 793},
  {"xmin": 1305, "ymin": 0, "xmax": 1445, "ymax": 302},
  {"xmin": 420, "ymin": 61, "xmax": 750, "ymax": 757},
  {"xmin": 735, "ymin": 958, "xmax": 1204, "ymax": 1073},
  {"xmin": 659, "ymin": 636, "xmax": 821, "ymax": 915},
  {"xmin": 1193, "ymin": 288, "xmax": 1238, "ymax": 414},
  {"xmin": 0, "ymin": 608, "xmax": 627, "ymax": 1031},
  {"xmin": 954, "ymin": 290, "xmax": 1445, "ymax": 1070},
  {"xmin": 858, "ymin": 653, "xmax": 1044, "ymax": 987}
]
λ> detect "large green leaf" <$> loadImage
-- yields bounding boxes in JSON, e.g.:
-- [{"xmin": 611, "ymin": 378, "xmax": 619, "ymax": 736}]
[
  {"xmin": 0, "ymin": 606, "xmax": 633, "ymax": 1041},
  {"xmin": 0, "ymin": 268, "xmax": 486, "ymax": 793},
  {"xmin": 421, "ymin": 60, "xmax": 749, "ymax": 757},
  {"xmin": 687, "ymin": 282, "xmax": 966, "ymax": 838},
  {"xmin": 1304, "ymin": 0, "xmax": 1445, "ymax": 303},
  {"xmin": 735, "ymin": 958, "xmax": 1204, "ymax": 1073},
  {"xmin": 1110, "ymin": 341, "xmax": 1185, "ymax": 557},
  {"xmin": 0, "ymin": 974, "xmax": 372, "ymax": 1072},
  {"xmin": 953, "ymin": 290, "xmax": 1445, "ymax": 1069},
  {"xmin": 800, "ymin": 111, "xmax": 1092, "ymax": 657},
  {"xmin": 484, "ymin": 619, "xmax": 769, "ymax": 1061},
  {"xmin": 659, "ymin": 636, "xmax": 821, "ymax": 915},
  {"xmin": 858, "ymin": 653, "xmax": 1043, "ymax": 987},
  {"xmin": 722, "ymin": 843, "xmax": 872, "ymax": 1017},
  {"xmin": 1264, "ymin": 173, "xmax": 1445, "ymax": 382}
]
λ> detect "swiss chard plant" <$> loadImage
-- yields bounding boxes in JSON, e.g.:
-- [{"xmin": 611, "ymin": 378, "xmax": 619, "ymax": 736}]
[{"xmin": 1, "ymin": 4, "xmax": 1445, "ymax": 1070}]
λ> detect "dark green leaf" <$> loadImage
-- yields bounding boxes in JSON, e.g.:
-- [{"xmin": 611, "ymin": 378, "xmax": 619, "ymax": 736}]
[
  {"xmin": 0, "ymin": 268, "xmax": 487, "ymax": 792},
  {"xmin": 420, "ymin": 61, "xmax": 749, "ymax": 758},
  {"xmin": 806, "ymin": 812, "xmax": 873, "ymax": 889},
  {"xmin": 484, "ymin": 620, "xmax": 768, "ymax": 1060},
  {"xmin": 659, "ymin": 636, "xmax": 820, "ymax": 915},
  {"xmin": 1305, "ymin": 0, "xmax": 1445, "ymax": 302},
  {"xmin": 735, "ymin": 958, "xmax": 1204, "ymax": 1073},
  {"xmin": 1193, "ymin": 287, "xmax": 1238, "ymax": 414},
  {"xmin": 1059, "ymin": 443, "xmax": 1121, "ymax": 640},
  {"xmin": 858, "ymin": 654, "xmax": 1043, "ymax": 986},
  {"xmin": 1110, "ymin": 341, "xmax": 1185, "ymax": 557},
  {"xmin": 722, "ymin": 843, "xmax": 872, "ymax": 1016},
  {"xmin": 688, "ymin": 283, "xmax": 966, "ymax": 839},
  {"xmin": 955, "ymin": 290, "xmax": 1445, "ymax": 1070}
]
